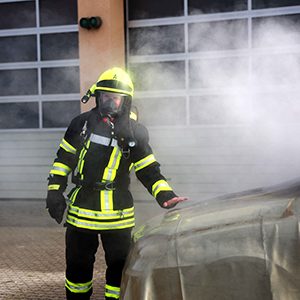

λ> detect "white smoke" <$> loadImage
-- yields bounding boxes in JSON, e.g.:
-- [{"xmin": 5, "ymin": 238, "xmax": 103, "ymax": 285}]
[{"xmin": 129, "ymin": 12, "xmax": 300, "ymax": 198}]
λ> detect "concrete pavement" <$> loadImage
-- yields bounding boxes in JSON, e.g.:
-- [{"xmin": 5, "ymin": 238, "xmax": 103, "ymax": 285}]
[{"xmin": 0, "ymin": 199, "xmax": 164, "ymax": 300}]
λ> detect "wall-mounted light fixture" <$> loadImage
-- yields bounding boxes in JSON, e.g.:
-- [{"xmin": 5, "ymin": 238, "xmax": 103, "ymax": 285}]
[{"xmin": 79, "ymin": 17, "xmax": 102, "ymax": 29}]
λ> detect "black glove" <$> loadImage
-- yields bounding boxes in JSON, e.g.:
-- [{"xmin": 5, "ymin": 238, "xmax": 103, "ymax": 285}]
[{"xmin": 46, "ymin": 190, "xmax": 66, "ymax": 224}]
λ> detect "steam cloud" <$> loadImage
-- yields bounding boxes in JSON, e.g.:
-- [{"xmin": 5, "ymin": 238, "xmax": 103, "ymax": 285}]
[{"xmin": 129, "ymin": 12, "xmax": 300, "ymax": 198}]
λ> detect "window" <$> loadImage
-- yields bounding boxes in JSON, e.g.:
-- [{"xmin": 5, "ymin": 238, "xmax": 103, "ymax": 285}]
[
  {"xmin": 0, "ymin": 102, "xmax": 39, "ymax": 129},
  {"xmin": 252, "ymin": 14, "xmax": 300, "ymax": 48},
  {"xmin": 128, "ymin": 0, "xmax": 184, "ymax": 20},
  {"xmin": 41, "ymin": 67, "xmax": 80, "ymax": 94},
  {"xmin": 0, "ymin": 0, "xmax": 79, "ymax": 130},
  {"xmin": 252, "ymin": 53, "xmax": 300, "ymax": 86},
  {"xmin": 190, "ymin": 95, "xmax": 252, "ymax": 125},
  {"xmin": 133, "ymin": 97, "xmax": 186, "ymax": 126},
  {"xmin": 129, "ymin": 61, "xmax": 186, "ymax": 91},
  {"xmin": 0, "ymin": 35, "xmax": 37, "ymax": 63},
  {"xmin": 0, "ymin": 1, "xmax": 36, "ymax": 29},
  {"xmin": 42, "ymin": 100, "xmax": 80, "ymax": 128},
  {"xmin": 252, "ymin": 0, "xmax": 300, "ymax": 9},
  {"xmin": 189, "ymin": 57, "xmax": 248, "ymax": 89},
  {"xmin": 0, "ymin": 69, "xmax": 38, "ymax": 96},
  {"xmin": 41, "ymin": 32, "xmax": 79, "ymax": 60},
  {"xmin": 188, "ymin": 0, "xmax": 247, "ymax": 14},
  {"xmin": 129, "ymin": 25, "xmax": 184, "ymax": 56},
  {"xmin": 39, "ymin": 0, "xmax": 78, "ymax": 26},
  {"xmin": 189, "ymin": 19, "xmax": 248, "ymax": 52}
]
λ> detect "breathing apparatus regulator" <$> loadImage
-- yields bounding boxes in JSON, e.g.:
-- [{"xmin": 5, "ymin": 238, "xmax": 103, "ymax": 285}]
[{"xmin": 80, "ymin": 68, "xmax": 137, "ymax": 149}]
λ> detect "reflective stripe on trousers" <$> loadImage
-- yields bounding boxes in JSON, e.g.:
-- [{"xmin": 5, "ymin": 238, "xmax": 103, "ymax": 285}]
[
  {"xmin": 65, "ymin": 278, "xmax": 92, "ymax": 293},
  {"xmin": 105, "ymin": 284, "xmax": 120, "ymax": 299}
]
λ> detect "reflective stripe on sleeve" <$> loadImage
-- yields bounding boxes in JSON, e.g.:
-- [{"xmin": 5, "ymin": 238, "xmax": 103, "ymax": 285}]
[
  {"xmin": 105, "ymin": 284, "xmax": 120, "ymax": 299},
  {"xmin": 65, "ymin": 278, "xmax": 92, "ymax": 294},
  {"xmin": 60, "ymin": 139, "xmax": 76, "ymax": 155},
  {"xmin": 134, "ymin": 154, "xmax": 156, "ymax": 172},
  {"xmin": 152, "ymin": 179, "xmax": 173, "ymax": 198},
  {"xmin": 50, "ymin": 162, "xmax": 72, "ymax": 176},
  {"xmin": 48, "ymin": 184, "xmax": 60, "ymax": 191}
]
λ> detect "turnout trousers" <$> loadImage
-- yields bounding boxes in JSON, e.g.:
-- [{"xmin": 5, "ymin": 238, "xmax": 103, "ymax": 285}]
[{"xmin": 65, "ymin": 227, "xmax": 132, "ymax": 300}]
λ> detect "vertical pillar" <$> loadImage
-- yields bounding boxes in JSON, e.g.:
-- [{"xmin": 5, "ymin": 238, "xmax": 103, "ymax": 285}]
[{"xmin": 77, "ymin": 0, "xmax": 125, "ymax": 112}]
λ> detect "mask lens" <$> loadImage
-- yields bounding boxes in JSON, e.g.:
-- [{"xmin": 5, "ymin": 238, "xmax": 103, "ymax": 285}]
[
  {"xmin": 100, "ymin": 92, "xmax": 124, "ymax": 108},
  {"xmin": 98, "ymin": 92, "xmax": 125, "ymax": 117}
]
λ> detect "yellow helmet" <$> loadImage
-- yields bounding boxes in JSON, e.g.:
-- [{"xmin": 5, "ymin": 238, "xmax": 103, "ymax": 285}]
[{"xmin": 95, "ymin": 67, "xmax": 134, "ymax": 98}]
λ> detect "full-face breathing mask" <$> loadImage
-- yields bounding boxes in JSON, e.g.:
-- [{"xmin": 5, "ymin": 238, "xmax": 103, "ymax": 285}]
[{"xmin": 97, "ymin": 91, "xmax": 125, "ymax": 118}]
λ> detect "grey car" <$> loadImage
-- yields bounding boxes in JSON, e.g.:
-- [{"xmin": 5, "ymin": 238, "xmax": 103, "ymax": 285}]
[{"xmin": 120, "ymin": 178, "xmax": 300, "ymax": 300}]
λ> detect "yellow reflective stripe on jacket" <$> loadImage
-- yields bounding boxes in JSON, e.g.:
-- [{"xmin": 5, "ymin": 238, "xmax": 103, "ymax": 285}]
[
  {"xmin": 69, "ymin": 205, "xmax": 134, "ymax": 220},
  {"xmin": 48, "ymin": 184, "xmax": 60, "ymax": 191},
  {"xmin": 69, "ymin": 186, "xmax": 82, "ymax": 205},
  {"xmin": 101, "ymin": 147, "xmax": 122, "ymax": 211},
  {"xmin": 134, "ymin": 154, "xmax": 156, "ymax": 172},
  {"xmin": 129, "ymin": 162, "xmax": 134, "ymax": 171},
  {"xmin": 102, "ymin": 147, "xmax": 122, "ymax": 182},
  {"xmin": 77, "ymin": 140, "xmax": 90, "ymax": 180},
  {"xmin": 66, "ymin": 215, "xmax": 135, "ymax": 230},
  {"xmin": 105, "ymin": 284, "xmax": 120, "ymax": 299},
  {"xmin": 152, "ymin": 180, "xmax": 173, "ymax": 198},
  {"xmin": 60, "ymin": 138, "xmax": 76, "ymax": 155},
  {"xmin": 50, "ymin": 162, "xmax": 72, "ymax": 176},
  {"xmin": 101, "ymin": 190, "xmax": 113, "ymax": 211},
  {"xmin": 65, "ymin": 278, "xmax": 92, "ymax": 293}
]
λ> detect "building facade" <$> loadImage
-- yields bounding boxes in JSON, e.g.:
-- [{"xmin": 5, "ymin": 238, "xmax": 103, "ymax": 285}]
[{"xmin": 1, "ymin": 0, "xmax": 300, "ymax": 202}]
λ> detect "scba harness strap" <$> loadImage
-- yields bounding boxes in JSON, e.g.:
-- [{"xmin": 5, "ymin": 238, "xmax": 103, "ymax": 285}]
[{"xmin": 72, "ymin": 175, "xmax": 115, "ymax": 191}]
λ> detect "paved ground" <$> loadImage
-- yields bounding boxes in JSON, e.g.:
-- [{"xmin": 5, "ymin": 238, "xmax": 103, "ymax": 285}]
[{"xmin": 0, "ymin": 199, "xmax": 164, "ymax": 300}]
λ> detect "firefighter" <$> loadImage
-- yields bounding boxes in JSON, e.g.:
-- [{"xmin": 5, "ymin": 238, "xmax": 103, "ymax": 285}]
[{"xmin": 46, "ymin": 67, "xmax": 188, "ymax": 300}]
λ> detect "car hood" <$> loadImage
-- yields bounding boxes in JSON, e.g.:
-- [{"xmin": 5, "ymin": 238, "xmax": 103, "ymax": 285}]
[{"xmin": 120, "ymin": 178, "xmax": 300, "ymax": 300}]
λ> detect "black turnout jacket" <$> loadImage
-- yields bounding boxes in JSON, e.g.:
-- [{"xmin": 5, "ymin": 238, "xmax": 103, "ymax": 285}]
[{"xmin": 48, "ymin": 108, "xmax": 176, "ymax": 233}]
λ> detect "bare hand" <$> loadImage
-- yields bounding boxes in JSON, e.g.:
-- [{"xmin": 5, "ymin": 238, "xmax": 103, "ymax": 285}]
[{"xmin": 163, "ymin": 196, "xmax": 189, "ymax": 208}]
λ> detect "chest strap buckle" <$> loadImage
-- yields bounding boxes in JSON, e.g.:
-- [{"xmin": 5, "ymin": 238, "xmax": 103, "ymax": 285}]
[{"xmin": 93, "ymin": 181, "xmax": 115, "ymax": 191}]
